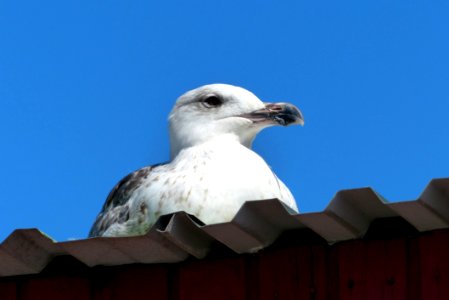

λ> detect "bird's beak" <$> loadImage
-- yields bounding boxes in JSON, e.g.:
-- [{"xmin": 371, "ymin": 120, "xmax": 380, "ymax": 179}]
[{"xmin": 240, "ymin": 102, "xmax": 304, "ymax": 126}]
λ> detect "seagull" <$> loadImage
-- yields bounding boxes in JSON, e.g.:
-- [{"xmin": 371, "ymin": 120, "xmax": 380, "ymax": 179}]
[{"xmin": 89, "ymin": 84, "xmax": 304, "ymax": 237}]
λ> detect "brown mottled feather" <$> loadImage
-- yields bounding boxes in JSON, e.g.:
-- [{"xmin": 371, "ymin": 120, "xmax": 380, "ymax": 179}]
[{"xmin": 88, "ymin": 165, "xmax": 163, "ymax": 237}]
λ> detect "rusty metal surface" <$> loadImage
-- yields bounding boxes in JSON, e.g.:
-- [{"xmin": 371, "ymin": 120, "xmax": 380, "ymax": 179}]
[{"xmin": 1, "ymin": 178, "xmax": 448, "ymax": 277}]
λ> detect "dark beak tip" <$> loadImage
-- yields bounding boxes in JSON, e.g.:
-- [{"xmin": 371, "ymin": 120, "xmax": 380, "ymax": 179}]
[{"xmin": 275, "ymin": 103, "xmax": 304, "ymax": 127}]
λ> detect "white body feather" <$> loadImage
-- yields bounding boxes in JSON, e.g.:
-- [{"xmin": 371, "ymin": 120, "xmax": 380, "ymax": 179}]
[{"xmin": 103, "ymin": 134, "xmax": 296, "ymax": 237}]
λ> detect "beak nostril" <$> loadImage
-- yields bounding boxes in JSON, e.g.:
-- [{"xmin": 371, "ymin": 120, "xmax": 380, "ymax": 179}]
[{"xmin": 265, "ymin": 104, "xmax": 283, "ymax": 112}]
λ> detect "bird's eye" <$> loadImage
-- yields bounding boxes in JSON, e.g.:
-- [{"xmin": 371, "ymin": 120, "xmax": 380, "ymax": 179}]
[{"xmin": 201, "ymin": 95, "xmax": 223, "ymax": 108}]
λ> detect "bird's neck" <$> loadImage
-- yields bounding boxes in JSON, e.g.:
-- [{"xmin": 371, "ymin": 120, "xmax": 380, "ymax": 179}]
[{"xmin": 170, "ymin": 133, "xmax": 253, "ymax": 160}]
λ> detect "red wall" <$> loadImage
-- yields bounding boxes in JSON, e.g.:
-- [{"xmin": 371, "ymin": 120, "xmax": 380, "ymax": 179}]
[{"xmin": 1, "ymin": 229, "xmax": 449, "ymax": 300}]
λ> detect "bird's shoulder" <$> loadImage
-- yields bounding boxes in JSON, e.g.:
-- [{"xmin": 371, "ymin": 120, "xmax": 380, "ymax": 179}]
[
  {"xmin": 88, "ymin": 162, "xmax": 167, "ymax": 237},
  {"xmin": 103, "ymin": 164, "xmax": 160, "ymax": 209}
]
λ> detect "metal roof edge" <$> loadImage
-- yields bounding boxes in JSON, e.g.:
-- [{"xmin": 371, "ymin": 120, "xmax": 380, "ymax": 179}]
[{"xmin": 1, "ymin": 178, "xmax": 449, "ymax": 277}]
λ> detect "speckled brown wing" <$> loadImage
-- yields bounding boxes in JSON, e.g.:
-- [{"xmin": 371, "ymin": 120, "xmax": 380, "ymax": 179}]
[{"xmin": 88, "ymin": 165, "xmax": 162, "ymax": 237}]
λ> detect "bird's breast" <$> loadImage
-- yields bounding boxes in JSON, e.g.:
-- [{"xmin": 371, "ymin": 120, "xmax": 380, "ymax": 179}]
[{"xmin": 136, "ymin": 142, "xmax": 292, "ymax": 225}]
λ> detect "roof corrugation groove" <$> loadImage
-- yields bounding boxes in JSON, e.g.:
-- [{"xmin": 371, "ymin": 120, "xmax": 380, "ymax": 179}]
[{"xmin": 1, "ymin": 177, "xmax": 448, "ymax": 277}]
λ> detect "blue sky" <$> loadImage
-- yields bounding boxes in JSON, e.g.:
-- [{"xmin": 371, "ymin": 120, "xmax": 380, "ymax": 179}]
[{"xmin": 1, "ymin": 1, "xmax": 448, "ymax": 241}]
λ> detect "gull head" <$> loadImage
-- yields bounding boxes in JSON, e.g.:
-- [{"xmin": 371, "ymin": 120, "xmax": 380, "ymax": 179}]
[{"xmin": 169, "ymin": 84, "xmax": 304, "ymax": 159}]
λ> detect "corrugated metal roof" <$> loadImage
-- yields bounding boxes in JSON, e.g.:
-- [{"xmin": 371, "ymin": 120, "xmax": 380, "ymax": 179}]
[{"xmin": 1, "ymin": 178, "xmax": 448, "ymax": 278}]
